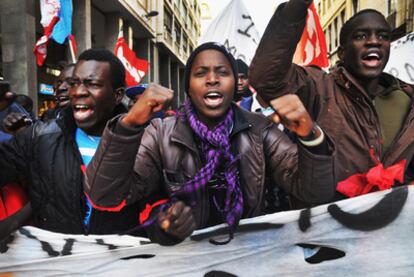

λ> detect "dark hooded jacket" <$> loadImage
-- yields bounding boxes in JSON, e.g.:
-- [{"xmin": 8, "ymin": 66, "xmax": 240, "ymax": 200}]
[
  {"xmin": 85, "ymin": 43, "xmax": 337, "ymax": 245},
  {"xmin": 249, "ymin": 2, "xmax": 414, "ymax": 200},
  {"xmin": 0, "ymin": 105, "xmax": 142, "ymax": 234}
]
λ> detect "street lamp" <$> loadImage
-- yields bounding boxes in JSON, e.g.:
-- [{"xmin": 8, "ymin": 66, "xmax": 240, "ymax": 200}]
[{"xmin": 144, "ymin": 10, "xmax": 159, "ymax": 19}]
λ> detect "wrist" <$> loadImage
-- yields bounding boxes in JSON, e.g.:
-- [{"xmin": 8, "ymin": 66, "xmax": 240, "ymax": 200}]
[
  {"xmin": 122, "ymin": 114, "xmax": 148, "ymax": 128},
  {"xmin": 298, "ymin": 123, "xmax": 320, "ymax": 141},
  {"xmin": 121, "ymin": 115, "xmax": 135, "ymax": 128},
  {"xmin": 298, "ymin": 125, "xmax": 325, "ymax": 147}
]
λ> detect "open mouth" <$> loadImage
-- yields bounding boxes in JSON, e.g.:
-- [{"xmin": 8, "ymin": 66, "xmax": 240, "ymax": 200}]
[
  {"xmin": 73, "ymin": 104, "xmax": 94, "ymax": 121},
  {"xmin": 361, "ymin": 52, "xmax": 382, "ymax": 68},
  {"xmin": 57, "ymin": 96, "xmax": 69, "ymax": 103},
  {"xmin": 204, "ymin": 91, "xmax": 224, "ymax": 108}
]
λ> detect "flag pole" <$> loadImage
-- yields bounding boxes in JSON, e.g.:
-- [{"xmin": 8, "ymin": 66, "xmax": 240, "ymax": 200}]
[{"xmin": 69, "ymin": 38, "xmax": 76, "ymax": 63}]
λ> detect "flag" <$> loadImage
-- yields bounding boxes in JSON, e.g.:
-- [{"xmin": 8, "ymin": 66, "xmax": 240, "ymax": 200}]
[
  {"xmin": 115, "ymin": 28, "xmax": 149, "ymax": 86},
  {"xmin": 50, "ymin": 0, "xmax": 73, "ymax": 44},
  {"xmin": 33, "ymin": 0, "xmax": 60, "ymax": 66},
  {"xmin": 199, "ymin": 0, "xmax": 260, "ymax": 65},
  {"xmin": 293, "ymin": 3, "xmax": 329, "ymax": 68},
  {"xmin": 384, "ymin": 32, "xmax": 414, "ymax": 85},
  {"xmin": 33, "ymin": 0, "xmax": 75, "ymax": 66},
  {"xmin": 3, "ymin": 186, "xmax": 414, "ymax": 275}
]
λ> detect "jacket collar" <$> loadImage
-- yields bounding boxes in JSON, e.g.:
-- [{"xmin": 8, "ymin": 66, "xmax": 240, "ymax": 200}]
[
  {"xmin": 332, "ymin": 65, "xmax": 412, "ymax": 100},
  {"xmin": 170, "ymin": 103, "xmax": 252, "ymax": 152}
]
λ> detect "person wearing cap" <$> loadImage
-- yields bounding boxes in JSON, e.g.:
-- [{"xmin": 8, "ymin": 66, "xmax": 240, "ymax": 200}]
[{"xmin": 85, "ymin": 42, "xmax": 336, "ymax": 245}]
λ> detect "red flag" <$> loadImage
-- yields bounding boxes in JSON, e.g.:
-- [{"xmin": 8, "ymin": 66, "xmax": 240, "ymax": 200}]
[
  {"xmin": 115, "ymin": 29, "xmax": 149, "ymax": 87},
  {"xmin": 293, "ymin": 3, "xmax": 329, "ymax": 68}
]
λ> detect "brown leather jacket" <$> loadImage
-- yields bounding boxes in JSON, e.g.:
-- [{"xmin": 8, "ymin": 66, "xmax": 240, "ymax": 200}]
[
  {"xmin": 85, "ymin": 105, "xmax": 335, "ymax": 243},
  {"xmin": 249, "ymin": 3, "xmax": 414, "ymax": 198}
]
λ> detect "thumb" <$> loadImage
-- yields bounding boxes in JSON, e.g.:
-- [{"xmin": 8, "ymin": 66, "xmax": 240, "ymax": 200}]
[{"xmin": 271, "ymin": 113, "xmax": 280, "ymax": 124}]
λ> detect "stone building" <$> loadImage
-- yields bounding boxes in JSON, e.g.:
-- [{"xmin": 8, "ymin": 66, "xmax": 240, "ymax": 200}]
[
  {"xmin": 0, "ymin": 0, "xmax": 201, "ymax": 115},
  {"xmin": 314, "ymin": 0, "xmax": 413, "ymax": 65}
]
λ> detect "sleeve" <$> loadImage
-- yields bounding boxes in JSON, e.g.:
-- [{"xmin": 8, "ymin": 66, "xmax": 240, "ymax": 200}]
[
  {"xmin": 0, "ymin": 125, "xmax": 33, "ymax": 187},
  {"xmin": 249, "ymin": 1, "xmax": 322, "ymax": 118},
  {"xmin": 85, "ymin": 116, "xmax": 185, "ymax": 245},
  {"xmin": 84, "ymin": 115, "xmax": 148, "ymax": 210},
  {"xmin": 264, "ymin": 125, "xmax": 336, "ymax": 206}
]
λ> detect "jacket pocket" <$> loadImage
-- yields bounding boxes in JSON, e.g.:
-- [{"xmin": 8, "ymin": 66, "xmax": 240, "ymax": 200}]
[{"xmin": 162, "ymin": 169, "xmax": 187, "ymax": 194}]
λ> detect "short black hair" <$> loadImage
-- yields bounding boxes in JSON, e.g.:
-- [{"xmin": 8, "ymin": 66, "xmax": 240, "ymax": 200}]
[
  {"xmin": 339, "ymin": 9, "xmax": 389, "ymax": 47},
  {"xmin": 77, "ymin": 48, "xmax": 125, "ymax": 90}
]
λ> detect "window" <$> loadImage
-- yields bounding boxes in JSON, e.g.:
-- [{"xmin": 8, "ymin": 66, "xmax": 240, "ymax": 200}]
[
  {"xmin": 174, "ymin": 22, "xmax": 181, "ymax": 46},
  {"xmin": 183, "ymin": 35, "xmax": 188, "ymax": 53},
  {"xmin": 164, "ymin": 8, "xmax": 173, "ymax": 44},
  {"xmin": 180, "ymin": 0, "xmax": 187, "ymax": 18},
  {"xmin": 388, "ymin": 0, "xmax": 397, "ymax": 14},
  {"xmin": 164, "ymin": 8, "xmax": 172, "ymax": 34},
  {"xmin": 352, "ymin": 0, "xmax": 359, "ymax": 14},
  {"xmin": 334, "ymin": 17, "xmax": 338, "ymax": 49}
]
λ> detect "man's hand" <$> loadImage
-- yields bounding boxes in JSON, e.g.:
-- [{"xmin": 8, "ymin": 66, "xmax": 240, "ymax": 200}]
[
  {"xmin": 122, "ymin": 84, "xmax": 173, "ymax": 127},
  {"xmin": 157, "ymin": 201, "xmax": 196, "ymax": 240},
  {"xmin": 269, "ymin": 94, "xmax": 315, "ymax": 138},
  {"xmin": 3, "ymin": 112, "xmax": 32, "ymax": 134}
]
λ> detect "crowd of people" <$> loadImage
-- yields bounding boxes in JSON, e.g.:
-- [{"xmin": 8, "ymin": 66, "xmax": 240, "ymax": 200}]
[{"xmin": 1, "ymin": 0, "xmax": 413, "ymax": 247}]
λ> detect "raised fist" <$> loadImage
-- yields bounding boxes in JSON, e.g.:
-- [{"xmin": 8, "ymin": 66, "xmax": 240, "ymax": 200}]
[
  {"xmin": 269, "ymin": 94, "xmax": 315, "ymax": 138},
  {"xmin": 122, "ymin": 83, "xmax": 173, "ymax": 127},
  {"xmin": 3, "ymin": 112, "xmax": 32, "ymax": 134}
]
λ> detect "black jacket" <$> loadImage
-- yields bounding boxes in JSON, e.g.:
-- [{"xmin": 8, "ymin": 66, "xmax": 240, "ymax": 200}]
[{"xmin": 0, "ymin": 105, "xmax": 142, "ymax": 234}]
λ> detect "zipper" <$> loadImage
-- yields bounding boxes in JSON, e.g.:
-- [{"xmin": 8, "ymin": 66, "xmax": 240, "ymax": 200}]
[{"xmin": 70, "ymin": 135, "xmax": 90, "ymax": 235}]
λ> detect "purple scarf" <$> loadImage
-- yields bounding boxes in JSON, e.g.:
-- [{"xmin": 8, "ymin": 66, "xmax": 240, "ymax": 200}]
[{"xmin": 173, "ymin": 100, "xmax": 243, "ymax": 237}]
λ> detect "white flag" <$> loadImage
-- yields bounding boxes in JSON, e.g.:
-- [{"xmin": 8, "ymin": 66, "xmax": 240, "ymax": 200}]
[
  {"xmin": 384, "ymin": 32, "xmax": 414, "ymax": 85},
  {"xmin": 199, "ymin": 0, "xmax": 260, "ymax": 65},
  {"xmin": 2, "ymin": 186, "xmax": 414, "ymax": 275}
]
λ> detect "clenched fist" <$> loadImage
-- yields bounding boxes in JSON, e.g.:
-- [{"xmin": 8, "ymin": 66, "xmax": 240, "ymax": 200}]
[
  {"xmin": 269, "ymin": 94, "xmax": 316, "ymax": 138},
  {"xmin": 122, "ymin": 83, "xmax": 173, "ymax": 127},
  {"xmin": 158, "ymin": 201, "xmax": 196, "ymax": 240},
  {"xmin": 3, "ymin": 112, "xmax": 32, "ymax": 134}
]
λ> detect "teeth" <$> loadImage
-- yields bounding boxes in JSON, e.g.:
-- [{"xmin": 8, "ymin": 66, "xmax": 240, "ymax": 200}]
[
  {"xmin": 367, "ymin": 53, "xmax": 380, "ymax": 58},
  {"xmin": 206, "ymin": 92, "xmax": 221, "ymax": 97},
  {"xmin": 75, "ymin": 104, "xmax": 89, "ymax": 109}
]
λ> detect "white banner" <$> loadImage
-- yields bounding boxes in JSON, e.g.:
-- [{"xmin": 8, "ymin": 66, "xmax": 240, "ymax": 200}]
[
  {"xmin": 385, "ymin": 32, "xmax": 414, "ymax": 84},
  {"xmin": 1, "ymin": 186, "xmax": 414, "ymax": 276},
  {"xmin": 199, "ymin": 0, "xmax": 261, "ymax": 64}
]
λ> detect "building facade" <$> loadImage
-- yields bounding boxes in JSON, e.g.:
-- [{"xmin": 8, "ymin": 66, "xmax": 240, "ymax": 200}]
[
  {"xmin": 0, "ymin": 0, "xmax": 201, "ymax": 115},
  {"xmin": 315, "ymin": 0, "xmax": 414, "ymax": 65}
]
